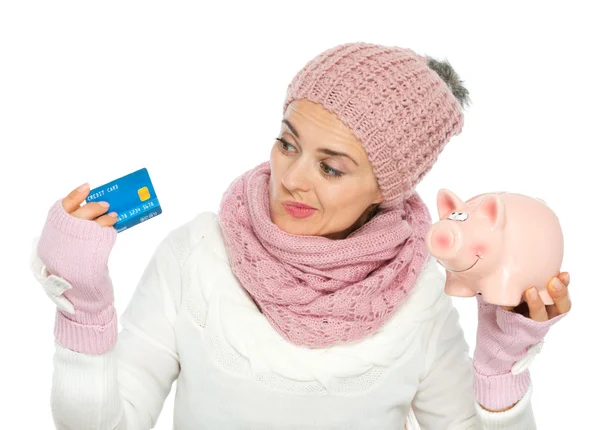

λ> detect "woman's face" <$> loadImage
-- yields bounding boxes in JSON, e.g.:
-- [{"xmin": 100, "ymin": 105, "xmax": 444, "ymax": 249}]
[{"xmin": 269, "ymin": 99, "xmax": 383, "ymax": 239}]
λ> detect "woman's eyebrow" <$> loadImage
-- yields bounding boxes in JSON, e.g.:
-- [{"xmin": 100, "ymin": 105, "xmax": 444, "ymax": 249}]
[
  {"xmin": 281, "ymin": 119, "xmax": 359, "ymax": 166},
  {"xmin": 282, "ymin": 119, "xmax": 300, "ymax": 138}
]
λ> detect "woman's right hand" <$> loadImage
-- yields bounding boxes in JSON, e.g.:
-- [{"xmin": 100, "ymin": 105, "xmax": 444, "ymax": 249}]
[
  {"xmin": 33, "ymin": 183, "xmax": 121, "ymax": 353},
  {"xmin": 36, "ymin": 182, "xmax": 119, "ymax": 292},
  {"xmin": 35, "ymin": 184, "xmax": 119, "ymax": 313}
]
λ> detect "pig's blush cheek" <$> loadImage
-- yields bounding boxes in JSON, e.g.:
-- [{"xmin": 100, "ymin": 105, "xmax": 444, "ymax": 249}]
[{"xmin": 472, "ymin": 244, "xmax": 487, "ymax": 256}]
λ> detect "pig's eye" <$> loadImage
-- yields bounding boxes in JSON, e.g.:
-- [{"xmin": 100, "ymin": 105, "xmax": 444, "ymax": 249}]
[{"xmin": 455, "ymin": 212, "xmax": 469, "ymax": 221}]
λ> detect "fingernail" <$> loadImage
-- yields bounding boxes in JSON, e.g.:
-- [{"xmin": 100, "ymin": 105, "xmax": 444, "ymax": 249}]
[
  {"xmin": 108, "ymin": 212, "xmax": 118, "ymax": 217},
  {"xmin": 99, "ymin": 201, "xmax": 109, "ymax": 208},
  {"xmin": 563, "ymin": 273, "xmax": 570, "ymax": 284},
  {"xmin": 551, "ymin": 277, "xmax": 564, "ymax": 291},
  {"xmin": 528, "ymin": 287, "xmax": 539, "ymax": 300},
  {"xmin": 77, "ymin": 183, "xmax": 89, "ymax": 192}
]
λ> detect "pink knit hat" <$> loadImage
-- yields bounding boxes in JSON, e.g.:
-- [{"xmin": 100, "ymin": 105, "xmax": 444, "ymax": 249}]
[{"xmin": 283, "ymin": 42, "xmax": 470, "ymax": 209}]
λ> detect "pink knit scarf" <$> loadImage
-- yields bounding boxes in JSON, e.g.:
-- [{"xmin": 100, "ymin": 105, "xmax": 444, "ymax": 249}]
[{"xmin": 217, "ymin": 161, "xmax": 432, "ymax": 348}]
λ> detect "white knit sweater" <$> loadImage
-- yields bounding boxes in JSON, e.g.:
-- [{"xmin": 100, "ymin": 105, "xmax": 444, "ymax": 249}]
[{"xmin": 44, "ymin": 212, "xmax": 537, "ymax": 429}]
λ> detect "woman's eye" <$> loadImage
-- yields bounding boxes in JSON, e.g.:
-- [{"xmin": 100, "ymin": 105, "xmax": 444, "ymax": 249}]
[
  {"xmin": 320, "ymin": 162, "xmax": 343, "ymax": 178},
  {"xmin": 276, "ymin": 137, "xmax": 294, "ymax": 152}
]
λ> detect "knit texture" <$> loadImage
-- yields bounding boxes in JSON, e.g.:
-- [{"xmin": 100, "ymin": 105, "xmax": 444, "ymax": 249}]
[
  {"xmin": 36, "ymin": 198, "xmax": 118, "ymax": 354},
  {"xmin": 217, "ymin": 161, "xmax": 432, "ymax": 348},
  {"xmin": 284, "ymin": 42, "xmax": 465, "ymax": 209},
  {"xmin": 473, "ymin": 294, "xmax": 567, "ymax": 410}
]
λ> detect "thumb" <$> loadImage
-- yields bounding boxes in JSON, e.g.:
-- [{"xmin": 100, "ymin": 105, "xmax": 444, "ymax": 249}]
[{"xmin": 558, "ymin": 271, "xmax": 570, "ymax": 287}]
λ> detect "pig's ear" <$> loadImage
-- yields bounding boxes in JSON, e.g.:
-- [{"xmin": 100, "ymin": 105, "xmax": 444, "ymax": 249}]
[
  {"xmin": 476, "ymin": 195, "xmax": 506, "ymax": 230},
  {"xmin": 436, "ymin": 189, "xmax": 464, "ymax": 219}
]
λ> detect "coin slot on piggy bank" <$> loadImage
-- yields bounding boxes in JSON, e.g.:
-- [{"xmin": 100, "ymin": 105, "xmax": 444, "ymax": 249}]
[{"xmin": 425, "ymin": 188, "xmax": 564, "ymax": 307}]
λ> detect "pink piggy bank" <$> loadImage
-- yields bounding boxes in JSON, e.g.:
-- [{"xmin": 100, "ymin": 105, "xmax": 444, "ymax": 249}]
[{"xmin": 425, "ymin": 189, "xmax": 564, "ymax": 306}]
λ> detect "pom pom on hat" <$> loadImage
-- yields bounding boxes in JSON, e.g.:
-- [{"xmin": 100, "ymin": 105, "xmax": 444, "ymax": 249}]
[{"xmin": 425, "ymin": 56, "xmax": 471, "ymax": 109}]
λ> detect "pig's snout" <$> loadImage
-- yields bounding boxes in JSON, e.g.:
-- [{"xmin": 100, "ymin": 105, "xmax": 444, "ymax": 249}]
[{"xmin": 426, "ymin": 222, "xmax": 462, "ymax": 260}]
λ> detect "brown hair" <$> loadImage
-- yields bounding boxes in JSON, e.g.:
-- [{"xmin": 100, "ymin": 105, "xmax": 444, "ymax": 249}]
[
  {"xmin": 325, "ymin": 202, "xmax": 380, "ymax": 240},
  {"xmin": 348, "ymin": 202, "xmax": 381, "ymax": 234}
]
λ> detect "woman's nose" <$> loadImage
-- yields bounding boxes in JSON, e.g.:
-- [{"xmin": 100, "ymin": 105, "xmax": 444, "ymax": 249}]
[{"xmin": 281, "ymin": 160, "xmax": 311, "ymax": 193}]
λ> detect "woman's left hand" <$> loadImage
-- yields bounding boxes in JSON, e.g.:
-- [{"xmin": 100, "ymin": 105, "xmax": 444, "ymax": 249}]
[
  {"xmin": 501, "ymin": 271, "xmax": 571, "ymax": 321},
  {"xmin": 472, "ymin": 271, "xmax": 571, "ymax": 412}
]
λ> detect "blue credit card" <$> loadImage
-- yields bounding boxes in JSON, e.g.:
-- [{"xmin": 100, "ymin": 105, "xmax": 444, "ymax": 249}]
[{"xmin": 85, "ymin": 168, "xmax": 162, "ymax": 233}]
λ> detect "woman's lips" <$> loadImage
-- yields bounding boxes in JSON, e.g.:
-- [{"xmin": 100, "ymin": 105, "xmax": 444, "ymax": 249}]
[{"xmin": 282, "ymin": 202, "xmax": 317, "ymax": 219}]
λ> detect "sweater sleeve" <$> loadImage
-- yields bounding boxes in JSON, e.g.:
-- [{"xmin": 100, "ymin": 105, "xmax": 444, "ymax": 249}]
[
  {"xmin": 50, "ymin": 233, "xmax": 182, "ymax": 430},
  {"xmin": 411, "ymin": 301, "xmax": 536, "ymax": 430}
]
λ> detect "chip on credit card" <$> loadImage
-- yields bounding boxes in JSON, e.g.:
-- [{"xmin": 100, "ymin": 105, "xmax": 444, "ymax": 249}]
[{"xmin": 85, "ymin": 168, "xmax": 162, "ymax": 233}]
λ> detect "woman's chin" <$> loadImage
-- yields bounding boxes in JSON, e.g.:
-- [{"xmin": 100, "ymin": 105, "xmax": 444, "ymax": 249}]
[{"xmin": 271, "ymin": 213, "xmax": 313, "ymax": 235}]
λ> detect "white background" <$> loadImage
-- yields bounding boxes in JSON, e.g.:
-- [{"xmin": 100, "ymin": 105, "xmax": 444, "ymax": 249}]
[{"xmin": 1, "ymin": 1, "xmax": 598, "ymax": 428}]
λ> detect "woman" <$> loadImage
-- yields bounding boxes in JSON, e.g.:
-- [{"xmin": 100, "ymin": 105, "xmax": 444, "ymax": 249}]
[{"xmin": 32, "ymin": 42, "xmax": 570, "ymax": 429}]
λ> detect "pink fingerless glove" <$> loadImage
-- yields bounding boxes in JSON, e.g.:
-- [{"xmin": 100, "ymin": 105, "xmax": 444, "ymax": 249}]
[
  {"xmin": 473, "ymin": 294, "xmax": 567, "ymax": 411},
  {"xmin": 36, "ymin": 198, "xmax": 118, "ymax": 354}
]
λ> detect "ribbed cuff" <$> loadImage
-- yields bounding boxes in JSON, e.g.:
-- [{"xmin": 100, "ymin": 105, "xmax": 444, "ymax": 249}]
[
  {"xmin": 54, "ymin": 307, "xmax": 118, "ymax": 355},
  {"xmin": 475, "ymin": 383, "xmax": 535, "ymax": 429},
  {"xmin": 473, "ymin": 369, "xmax": 531, "ymax": 411}
]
